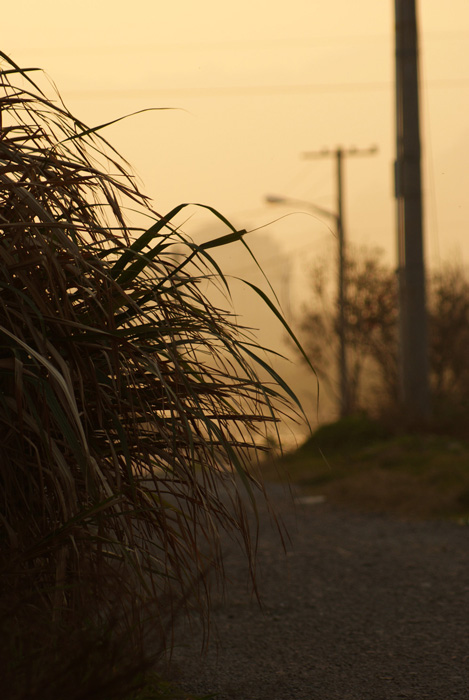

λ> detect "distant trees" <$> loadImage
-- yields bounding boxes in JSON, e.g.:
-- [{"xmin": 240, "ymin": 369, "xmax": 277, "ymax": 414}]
[
  {"xmin": 428, "ymin": 265, "xmax": 469, "ymax": 429},
  {"xmin": 295, "ymin": 246, "xmax": 469, "ymax": 433}
]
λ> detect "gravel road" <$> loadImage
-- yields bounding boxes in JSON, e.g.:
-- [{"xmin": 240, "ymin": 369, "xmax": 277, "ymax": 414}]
[{"xmin": 169, "ymin": 485, "xmax": 469, "ymax": 700}]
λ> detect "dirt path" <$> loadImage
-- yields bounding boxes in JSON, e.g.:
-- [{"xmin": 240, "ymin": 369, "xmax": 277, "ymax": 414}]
[{"xmin": 169, "ymin": 485, "xmax": 469, "ymax": 700}]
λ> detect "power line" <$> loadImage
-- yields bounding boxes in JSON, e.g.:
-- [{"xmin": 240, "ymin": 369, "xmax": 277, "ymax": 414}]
[
  {"xmin": 60, "ymin": 79, "xmax": 469, "ymax": 101},
  {"xmin": 63, "ymin": 83, "xmax": 391, "ymax": 99},
  {"xmin": 5, "ymin": 36, "xmax": 392, "ymax": 55},
  {"xmin": 12, "ymin": 30, "xmax": 469, "ymax": 55}
]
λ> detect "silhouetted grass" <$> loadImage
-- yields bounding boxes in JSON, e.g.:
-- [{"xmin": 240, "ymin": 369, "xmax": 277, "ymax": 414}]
[{"xmin": 0, "ymin": 52, "xmax": 306, "ymax": 697}]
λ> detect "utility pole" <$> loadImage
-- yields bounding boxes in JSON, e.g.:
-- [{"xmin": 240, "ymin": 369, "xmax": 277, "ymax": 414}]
[
  {"xmin": 303, "ymin": 146, "xmax": 377, "ymax": 418},
  {"xmin": 395, "ymin": 0, "xmax": 430, "ymax": 423}
]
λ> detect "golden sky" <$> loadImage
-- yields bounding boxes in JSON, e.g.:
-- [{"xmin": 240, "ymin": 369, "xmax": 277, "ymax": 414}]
[{"xmin": 4, "ymin": 1, "xmax": 469, "ymax": 424}]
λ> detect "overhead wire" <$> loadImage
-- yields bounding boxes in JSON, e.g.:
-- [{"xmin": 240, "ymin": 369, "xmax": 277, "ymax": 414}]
[
  {"xmin": 58, "ymin": 78, "xmax": 469, "ymax": 101},
  {"xmin": 13, "ymin": 30, "xmax": 469, "ymax": 55}
]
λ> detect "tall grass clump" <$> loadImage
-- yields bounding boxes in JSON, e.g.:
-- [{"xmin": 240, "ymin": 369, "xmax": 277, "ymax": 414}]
[{"xmin": 0, "ymin": 52, "xmax": 303, "ymax": 694}]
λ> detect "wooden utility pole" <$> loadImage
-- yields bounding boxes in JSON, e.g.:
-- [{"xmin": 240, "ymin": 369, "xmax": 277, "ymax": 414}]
[
  {"xmin": 395, "ymin": 0, "xmax": 430, "ymax": 423},
  {"xmin": 303, "ymin": 146, "xmax": 377, "ymax": 418}
]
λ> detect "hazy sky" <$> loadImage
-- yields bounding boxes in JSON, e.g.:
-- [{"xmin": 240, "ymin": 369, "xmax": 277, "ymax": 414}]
[{"xmin": 4, "ymin": 1, "xmax": 469, "ymax": 425}]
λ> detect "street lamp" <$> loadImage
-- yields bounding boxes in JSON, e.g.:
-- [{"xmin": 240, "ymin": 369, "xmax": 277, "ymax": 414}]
[
  {"xmin": 264, "ymin": 193, "xmax": 349, "ymax": 418},
  {"xmin": 265, "ymin": 194, "xmax": 338, "ymax": 224}
]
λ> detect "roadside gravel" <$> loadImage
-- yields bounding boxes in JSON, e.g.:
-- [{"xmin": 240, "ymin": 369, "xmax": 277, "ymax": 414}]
[{"xmin": 169, "ymin": 484, "xmax": 469, "ymax": 700}]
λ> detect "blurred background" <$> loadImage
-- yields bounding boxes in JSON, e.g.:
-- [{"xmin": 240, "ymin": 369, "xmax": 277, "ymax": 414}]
[{"xmin": 4, "ymin": 0, "xmax": 469, "ymax": 440}]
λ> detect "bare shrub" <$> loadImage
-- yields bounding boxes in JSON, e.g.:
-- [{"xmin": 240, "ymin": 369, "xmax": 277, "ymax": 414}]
[{"xmin": 296, "ymin": 246, "xmax": 469, "ymax": 434}]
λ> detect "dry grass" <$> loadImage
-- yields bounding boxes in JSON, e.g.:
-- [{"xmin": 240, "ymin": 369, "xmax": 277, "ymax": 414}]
[{"xmin": 0, "ymin": 51, "xmax": 305, "ymax": 695}]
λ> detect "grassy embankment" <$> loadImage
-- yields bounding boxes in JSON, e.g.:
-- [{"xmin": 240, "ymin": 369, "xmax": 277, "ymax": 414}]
[{"xmin": 263, "ymin": 415, "xmax": 469, "ymax": 523}]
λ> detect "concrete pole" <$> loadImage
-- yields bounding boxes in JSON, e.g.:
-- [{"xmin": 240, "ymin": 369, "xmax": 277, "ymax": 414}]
[{"xmin": 395, "ymin": 0, "xmax": 430, "ymax": 423}]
